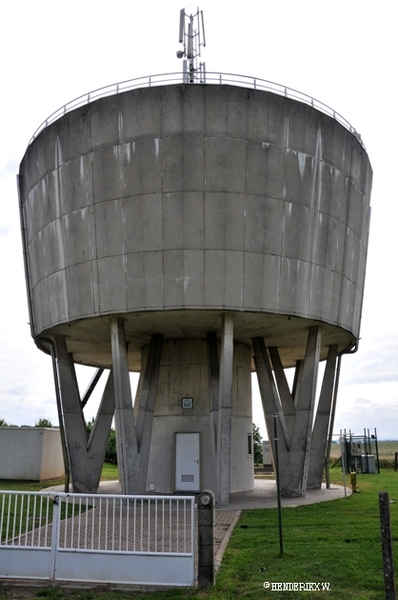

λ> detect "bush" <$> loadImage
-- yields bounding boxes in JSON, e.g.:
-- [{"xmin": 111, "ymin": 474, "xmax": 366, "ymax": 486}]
[
  {"xmin": 86, "ymin": 418, "xmax": 117, "ymax": 464},
  {"xmin": 253, "ymin": 423, "xmax": 263, "ymax": 465},
  {"xmin": 105, "ymin": 428, "xmax": 117, "ymax": 464}
]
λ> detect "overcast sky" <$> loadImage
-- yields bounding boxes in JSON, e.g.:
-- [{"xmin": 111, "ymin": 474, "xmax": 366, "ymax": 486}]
[{"xmin": 0, "ymin": 0, "xmax": 397, "ymax": 439}]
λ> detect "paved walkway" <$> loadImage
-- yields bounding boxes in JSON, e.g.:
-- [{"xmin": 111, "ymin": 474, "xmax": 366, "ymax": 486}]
[{"xmin": 45, "ymin": 478, "xmax": 351, "ymax": 570}]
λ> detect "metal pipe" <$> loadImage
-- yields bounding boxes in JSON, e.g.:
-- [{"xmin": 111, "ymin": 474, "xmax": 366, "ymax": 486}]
[
  {"xmin": 273, "ymin": 413, "xmax": 283, "ymax": 556},
  {"xmin": 325, "ymin": 353, "xmax": 342, "ymax": 488}
]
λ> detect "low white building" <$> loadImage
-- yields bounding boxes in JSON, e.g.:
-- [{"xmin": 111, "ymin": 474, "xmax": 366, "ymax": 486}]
[{"xmin": 0, "ymin": 427, "xmax": 64, "ymax": 481}]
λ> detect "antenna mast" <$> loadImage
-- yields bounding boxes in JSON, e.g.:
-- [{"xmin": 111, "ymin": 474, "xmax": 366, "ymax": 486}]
[{"xmin": 176, "ymin": 8, "xmax": 206, "ymax": 83}]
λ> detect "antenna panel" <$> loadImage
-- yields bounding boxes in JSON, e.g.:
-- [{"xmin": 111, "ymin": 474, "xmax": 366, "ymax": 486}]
[
  {"xmin": 179, "ymin": 9, "xmax": 185, "ymax": 43},
  {"xmin": 201, "ymin": 11, "xmax": 206, "ymax": 47}
]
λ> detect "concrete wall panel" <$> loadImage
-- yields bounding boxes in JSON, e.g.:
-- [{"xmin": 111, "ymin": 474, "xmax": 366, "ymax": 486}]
[
  {"xmin": 204, "ymin": 250, "xmax": 225, "ymax": 307},
  {"xmin": 65, "ymin": 262, "xmax": 95, "ymax": 319},
  {"xmin": 48, "ymin": 270, "xmax": 69, "ymax": 325},
  {"xmin": 181, "ymin": 192, "xmax": 205, "ymax": 249},
  {"xmin": 225, "ymin": 251, "xmax": 244, "ymax": 308},
  {"xmin": 282, "ymin": 203, "xmax": 312, "ymax": 262},
  {"xmin": 279, "ymin": 258, "xmax": 311, "ymax": 317},
  {"xmin": 205, "ymin": 86, "xmax": 248, "ymax": 139},
  {"xmin": 164, "ymin": 250, "xmax": 185, "ymax": 308},
  {"xmin": 97, "ymin": 256, "xmax": 127, "ymax": 313},
  {"xmin": 94, "ymin": 200, "xmax": 125, "ymax": 258},
  {"xmin": 163, "ymin": 193, "xmax": 185, "ymax": 250},
  {"xmin": 205, "ymin": 192, "xmax": 246, "ymax": 251},
  {"xmin": 182, "ymin": 136, "xmax": 206, "ymax": 189},
  {"xmin": 119, "ymin": 88, "xmax": 162, "ymax": 141},
  {"xmin": 183, "ymin": 250, "xmax": 204, "ymax": 306},
  {"xmin": 126, "ymin": 252, "xmax": 145, "ymax": 310},
  {"xmin": 142, "ymin": 251, "xmax": 164, "ymax": 309},
  {"xmin": 204, "ymin": 137, "xmax": 247, "ymax": 193}
]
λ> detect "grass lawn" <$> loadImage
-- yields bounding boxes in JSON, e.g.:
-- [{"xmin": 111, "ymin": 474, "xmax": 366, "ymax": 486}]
[
  {"xmin": 1, "ymin": 463, "xmax": 397, "ymax": 599},
  {"xmin": 0, "ymin": 462, "xmax": 119, "ymax": 492},
  {"xmin": 216, "ymin": 469, "xmax": 398, "ymax": 599}
]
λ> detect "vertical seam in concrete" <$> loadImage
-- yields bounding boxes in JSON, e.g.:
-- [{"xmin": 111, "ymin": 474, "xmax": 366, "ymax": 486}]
[
  {"xmin": 160, "ymin": 88, "xmax": 165, "ymax": 309},
  {"xmin": 242, "ymin": 91, "xmax": 249, "ymax": 309},
  {"xmin": 54, "ymin": 137, "xmax": 69, "ymax": 321},
  {"xmin": 88, "ymin": 104, "xmax": 101, "ymax": 315},
  {"xmin": 337, "ymin": 142, "xmax": 353, "ymax": 327}
]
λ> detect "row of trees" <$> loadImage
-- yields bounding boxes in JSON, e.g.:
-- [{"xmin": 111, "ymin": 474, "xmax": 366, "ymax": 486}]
[{"xmin": 0, "ymin": 417, "xmax": 54, "ymax": 428}]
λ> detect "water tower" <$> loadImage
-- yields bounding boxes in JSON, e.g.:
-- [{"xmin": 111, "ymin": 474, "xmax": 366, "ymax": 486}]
[{"xmin": 18, "ymin": 9, "xmax": 372, "ymax": 501}]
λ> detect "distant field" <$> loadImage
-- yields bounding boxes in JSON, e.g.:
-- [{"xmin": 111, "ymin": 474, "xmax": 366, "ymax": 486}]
[{"xmin": 329, "ymin": 439, "xmax": 398, "ymax": 463}]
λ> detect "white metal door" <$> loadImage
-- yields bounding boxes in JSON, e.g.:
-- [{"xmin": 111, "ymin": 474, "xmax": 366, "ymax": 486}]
[{"xmin": 175, "ymin": 433, "xmax": 200, "ymax": 491}]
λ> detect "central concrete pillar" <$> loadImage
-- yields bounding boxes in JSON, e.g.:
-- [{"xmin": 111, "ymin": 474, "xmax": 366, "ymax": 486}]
[{"xmin": 143, "ymin": 337, "xmax": 253, "ymax": 495}]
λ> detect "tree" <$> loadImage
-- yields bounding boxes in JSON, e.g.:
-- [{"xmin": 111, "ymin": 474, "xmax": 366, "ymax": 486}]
[
  {"xmin": 35, "ymin": 417, "xmax": 53, "ymax": 428},
  {"xmin": 0, "ymin": 418, "xmax": 9, "ymax": 427},
  {"xmin": 253, "ymin": 423, "xmax": 263, "ymax": 465}
]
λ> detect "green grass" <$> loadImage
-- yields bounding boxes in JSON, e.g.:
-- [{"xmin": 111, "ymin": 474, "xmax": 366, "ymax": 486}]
[
  {"xmin": 101, "ymin": 461, "xmax": 119, "ymax": 480},
  {"xmin": 214, "ymin": 469, "xmax": 398, "ymax": 600},
  {"xmin": 0, "ymin": 462, "xmax": 119, "ymax": 493},
  {"xmin": 0, "ymin": 491, "xmax": 87, "ymax": 543},
  {"xmin": 1, "ymin": 464, "xmax": 397, "ymax": 599}
]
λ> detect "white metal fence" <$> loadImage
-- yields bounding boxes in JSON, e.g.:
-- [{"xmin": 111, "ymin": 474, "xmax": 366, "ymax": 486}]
[
  {"xmin": 0, "ymin": 491, "xmax": 195, "ymax": 586},
  {"xmin": 28, "ymin": 71, "xmax": 364, "ymax": 149}
]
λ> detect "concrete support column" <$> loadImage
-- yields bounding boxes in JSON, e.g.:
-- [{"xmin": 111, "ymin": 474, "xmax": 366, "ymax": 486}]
[
  {"xmin": 252, "ymin": 337, "xmax": 289, "ymax": 448},
  {"xmin": 269, "ymin": 347, "xmax": 296, "ymax": 442},
  {"xmin": 289, "ymin": 326, "xmax": 321, "ymax": 495},
  {"xmin": 110, "ymin": 317, "xmax": 138, "ymax": 494},
  {"xmin": 216, "ymin": 313, "xmax": 234, "ymax": 504},
  {"xmin": 253, "ymin": 328, "xmax": 322, "ymax": 497},
  {"xmin": 54, "ymin": 335, "xmax": 114, "ymax": 492},
  {"xmin": 54, "ymin": 335, "xmax": 87, "ymax": 492},
  {"xmin": 86, "ymin": 371, "xmax": 116, "ymax": 481},
  {"xmin": 135, "ymin": 334, "xmax": 163, "ymax": 492},
  {"xmin": 307, "ymin": 344, "xmax": 338, "ymax": 489}
]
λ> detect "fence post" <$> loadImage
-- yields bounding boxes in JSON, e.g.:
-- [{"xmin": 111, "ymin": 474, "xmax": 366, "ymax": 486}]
[
  {"xmin": 379, "ymin": 491, "xmax": 396, "ymax": 600},
  {"xmin": 49, "ymin": 494, "xmax": 61, "ymax": 581},
  {"xmin": 198, "ymin": 490, "xmax": 215, "ymax": 588}
]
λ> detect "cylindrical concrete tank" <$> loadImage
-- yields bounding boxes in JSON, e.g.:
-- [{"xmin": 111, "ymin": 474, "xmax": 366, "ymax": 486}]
[{"xmin": 19, "ymin": 83, "xmax": 372, "ymax": 499}]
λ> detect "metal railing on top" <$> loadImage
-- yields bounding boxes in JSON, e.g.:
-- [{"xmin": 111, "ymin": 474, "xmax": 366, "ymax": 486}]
[{"xmin": 28, "ymin": 71, "xmax": 364, "ymax": 148}]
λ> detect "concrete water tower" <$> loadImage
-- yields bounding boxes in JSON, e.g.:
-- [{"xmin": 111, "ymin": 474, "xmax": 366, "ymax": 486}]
[{"xmin": 18, "ymin": 9, "xmax": 372, "ymax": 501}]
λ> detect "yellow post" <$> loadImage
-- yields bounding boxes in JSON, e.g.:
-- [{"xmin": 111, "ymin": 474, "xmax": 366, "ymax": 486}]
[{"xmin": 350, "ymin": 471, "xmax": 357, "ymax": 493}]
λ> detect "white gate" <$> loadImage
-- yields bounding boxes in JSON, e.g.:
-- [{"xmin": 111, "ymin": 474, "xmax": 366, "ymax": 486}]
[{"xmin": 0, "ymin": 491, "xmax": 195, "ymax": 587}]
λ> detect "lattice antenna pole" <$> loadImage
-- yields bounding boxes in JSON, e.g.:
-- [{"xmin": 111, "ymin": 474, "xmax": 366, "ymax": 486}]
[{"xmin": 176, "ymin": 7, "xmax": 206, "ymax": 83}]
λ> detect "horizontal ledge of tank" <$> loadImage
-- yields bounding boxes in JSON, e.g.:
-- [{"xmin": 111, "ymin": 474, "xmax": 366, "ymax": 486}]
[
  {"xmin": 27, "ymin": 75, "xmax": 365, "ymax": 151},
  {"xmin": 37, "ymin": 309, "xmax": 355, "ymax": 371}
]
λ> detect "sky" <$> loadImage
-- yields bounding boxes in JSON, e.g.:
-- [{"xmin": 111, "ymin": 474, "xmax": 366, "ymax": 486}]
[{"xmin": 0, "ymin": 0, "xmax": 397, "ymax": 440}]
